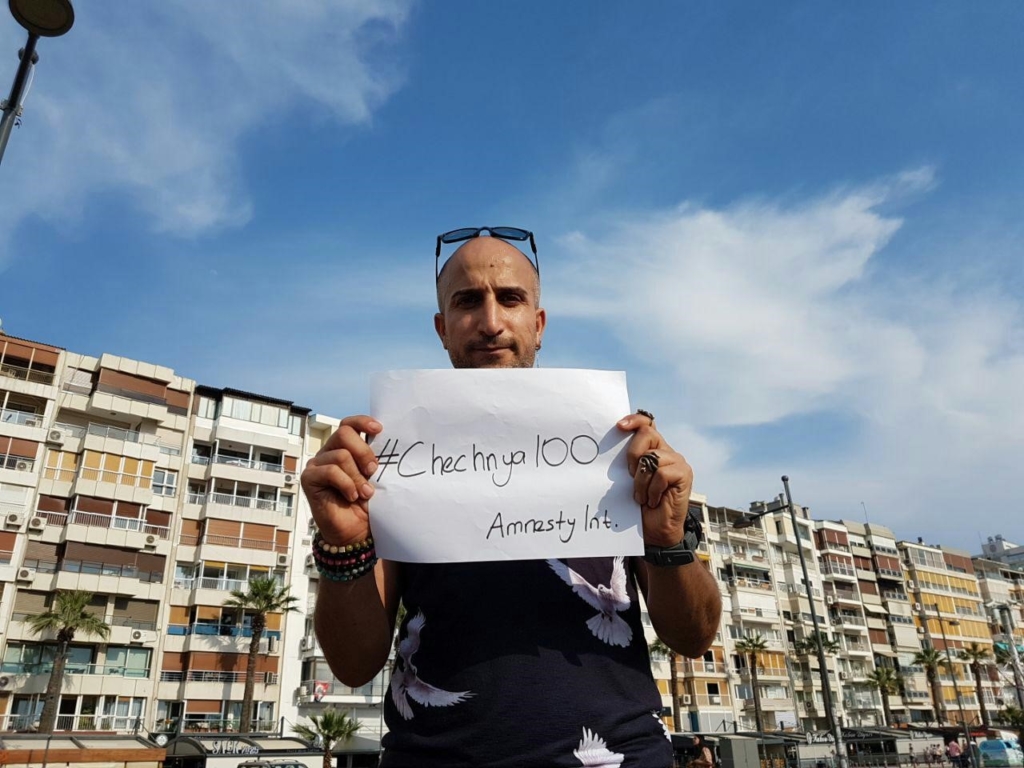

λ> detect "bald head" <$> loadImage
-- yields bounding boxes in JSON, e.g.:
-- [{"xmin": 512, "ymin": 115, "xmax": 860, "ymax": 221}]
[
  {"xmin": 433, "ymin": 236, "xmax": 546, "ymax": 369},
  {"xmin": 436, "ymin": 237, "xmax": 540, "ymax": 312}
]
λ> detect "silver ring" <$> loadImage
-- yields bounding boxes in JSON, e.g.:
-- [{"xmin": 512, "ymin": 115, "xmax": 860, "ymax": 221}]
[{"xmin": 638, "ymin": 451, "xmax": 659, "ymax": 474}]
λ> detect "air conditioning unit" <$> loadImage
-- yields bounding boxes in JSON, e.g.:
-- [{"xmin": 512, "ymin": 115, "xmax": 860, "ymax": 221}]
[
  {"xmin": 300, "ymin": 636, "xmax": 313, "ymax": 651},
  {"xmin": 276, "ymin": 553, "xmax": 290, "ymax": 567},
  {"xmin": 5, "ymin": 512, "xmax": 22, "ymax": 528},
  {"xmin": 681, "ymin": 694, "xmax": 692, "ymax": 705},
  {"xmin": 47, "ymin": 428, "xmax": 66, "ymax": 445},
  {"xmin": 826, "ymin": 596, "xmax": 835, "ymax": 605},
  {"xmin": 267, "ymin": 636, "xmax": 279, "ymax": 654},
  {"xmin": 839, "ymin": 671, "xmax": 848, "ymax": 680},
  {"xmin": 917, "ymin": 627, "xmax": 926, "ymax": 634},
  {"xmin": 264, "ymin": 671, "xmax": 277, "ymax": 684},
  {"xmin": 298, "ymin": 684, "xmax": 309, "ymax": 697},
  {"xmin": 27, "ymin": 516, "xmax": 45, "ymax": 530},
  {"xmin": 284, "ymin": 473, "xmax": 296, "ymax": 485},
  {"xmin": 16, "ymin": 567, "xmax": 34, "ymax": 582},
  {"xmin": 0, "ymin": 675, "xmax": 10, "ymax": 689},
  {"xmin": 130, "ymin": 630, "xmax": 155, "ymax": 643},
  {"xmin": 14, "ymin": 460, "xmax": 30, "ymax": 471},
  {"xmin": 305, "ymin": 553, "xmax": 316, "ymax": 569},
  {"xmin": 144, "ymin": 534, "xmax": 157, "ymax": 547},
  {"xmin": 709, "ymin": 695, "xmax": 721, "ymax": 705},
  {"xmin": 913, "ymin": 603, "xmax": 922, "ymax": 611}
]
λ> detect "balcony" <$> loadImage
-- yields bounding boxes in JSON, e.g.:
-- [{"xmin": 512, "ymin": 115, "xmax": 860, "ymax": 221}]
[
  {"xmin": 729, "ymin": 577, "xmax": 774, "ymax": 591},
  {"xmin": 687, "ymin": 660, "xmax": 728, "ymax": 675},
  {"xmin": 159, "ymin": 670, "xmax": 278, "ymax": 684},
  {"xmin": 833, "ymin": 614, "xmax": 867, "ymax": 627},
  {"xmin": 66, "ymin": 509, "xmax": 170, "ymax": 538},
  {"xmin": 0, "ymin": 661, "xmax": 151, "ymax": 678},
  {"xmin": 21, "ymin": 557, "xmax": 164, "ymax": 584},
  {"xmin": 297, "ymin": 678, "xmax": 386, "ymax": 701},
  {"xmin": 0, "ymin": 712, "xmax": 142, "ymax": 733},
  {"xmin": 1, "ymin": 454, "xmax": 35, "ymax": 472},
  {"xmin": 734, "ymin": 606, "xmax": 780, "ymax": 622},
  {"xmin": 0, "ymin": 409, "xmax": 44, "ymax": 428},
  {"xmin": 0, "ymin": 361, "xmax": 55, "ymax": 385},
  {"xmin": 820, "ymin": 561, "xmax": 857, "ymax": 579},
  {"xmin": 206, "ymin": 492, "xmax": 292, "ymax": 516},
  {"xmin": 179, "ymin": 533, "xmax": 287, "ymax": 555},
  {"xmin": 213, "ymin": 454, "xmax": 283, "ymax": 473},
  {"xmin": 174, "ymin": 718, "xmax": 276, "ymax": 735}
]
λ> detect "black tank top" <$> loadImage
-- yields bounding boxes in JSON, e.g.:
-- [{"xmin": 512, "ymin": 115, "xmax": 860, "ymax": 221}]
[{"xmin": 380, "ymin": 556, "xmax": 674, "ymax": 767}]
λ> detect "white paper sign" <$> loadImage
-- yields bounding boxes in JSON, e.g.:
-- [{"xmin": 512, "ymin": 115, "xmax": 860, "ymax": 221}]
[{"xmin": 368, "ymin": 368, "xmax": 643, "ymax": 563}]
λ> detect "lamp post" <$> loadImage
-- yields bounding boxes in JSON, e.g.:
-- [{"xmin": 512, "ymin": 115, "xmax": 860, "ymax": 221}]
[
  {"xmin": 0, "ymin": 0, "xmax": 74, "ymax": 166},
  {"xmin": 991, "ymin": 602, "xmax": 1024, "ymax": 708},
  {"xmin": 932, "ymin": 605, "xmax": 973, "ymax": 767},
  {"xmin": 735, "ymin": 476, "xmax": 847, "ymax": 768}
]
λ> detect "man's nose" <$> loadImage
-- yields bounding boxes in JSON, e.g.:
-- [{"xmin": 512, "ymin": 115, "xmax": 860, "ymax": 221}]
[{"xmin": 478, "ymin": 297, "xmax": 503, "ymax": 336}]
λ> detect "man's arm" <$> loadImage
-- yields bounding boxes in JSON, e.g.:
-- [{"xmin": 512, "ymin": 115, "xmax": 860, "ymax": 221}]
[
  {"xmin": 635, "ymin": 556, "xmax": 721, "ymax": 658},
  {"xmin": 314, "ymin": 559, "xmax": 402, "ymax": 687},
  {"xmin": 302, "ymin": 415, "xmax": 401, "ymax": 686},
  {"xmin": 618, "ymin": 412, "xmax": 723, "ymax": 658}
]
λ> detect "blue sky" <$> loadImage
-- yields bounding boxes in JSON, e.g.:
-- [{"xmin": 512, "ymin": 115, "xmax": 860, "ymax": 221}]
[{"xmin": 2, "ymin": 2, "xmax": 1022, "ymax": 548}]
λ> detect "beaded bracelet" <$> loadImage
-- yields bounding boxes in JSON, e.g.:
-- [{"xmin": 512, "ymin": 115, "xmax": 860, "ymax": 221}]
[{"xmin": 311, "ymin": 532, "xmax": 378, "ymax": 582}]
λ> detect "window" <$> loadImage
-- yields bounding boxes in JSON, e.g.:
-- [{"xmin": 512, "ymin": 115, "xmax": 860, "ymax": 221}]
[
  {"xmin": 196, "ymin": 396, "xmax": 218, "ymax": 419},
  {"xmin": 707, "ymin": 682, "xmax": 720, "ymax": 695},
  {"xmin": 153, "ymin": 469, "xmax": 177, "ymax": 496},
  {"xmin": 288, "ymin": 414, "xmax": 302, "ymax": 435}
]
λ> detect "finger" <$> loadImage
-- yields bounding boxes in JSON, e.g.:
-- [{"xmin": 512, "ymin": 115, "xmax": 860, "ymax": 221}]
[
  {"xmin": 307, "ymin": 448, "xmax": 374, "ymax": 501},
  {"xmin": 644, "ymin": 459, "xmax": 692, "ymax": 510},
  {"xmin": 624, "ymin": 425, "xmax": 662, "ymax": 476},
  {"xmin": 321, "ymin": 421, "xmax": 381, "ymax": 476},
  {"xmin": 302, "ymin": 462, "xmax": 364, "ymax": 505},
  {"xmin": 617, "ymin": 412, "xmax": 654, "ymax": 433}
]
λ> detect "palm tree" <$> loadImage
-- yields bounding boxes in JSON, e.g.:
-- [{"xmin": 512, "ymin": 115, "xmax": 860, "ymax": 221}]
[
  {"xmin": 649, "ymin": 638, "xmax": 681, "ymax": 732},
  {"xmin": 996, "ymin": 705, "xmax": 1024, "ymax": 746},
  {"xmin": 293, "ymin": 708, "xmax": 361, "ymax": 768},
  {"xmin": 223, "ymin": 576, "xmax": 299, "ymax": 732},
  {"xmin": 960, "ymin": 643, "xmax": 992, "ymax": 731},
  {"xmin": 866, "ymin": 667, "xmax": 902, "ymax": 727},
  {"xmin": 735, "ymin": 634, "xmax": 768, "ymax": 732},
  {"xmin": 913, "ymin": 647, "xmax": 948, "ymax": 725},
  {"xmin": 27, "ymin": 590, "xmax": 110, "ymax": 733}
]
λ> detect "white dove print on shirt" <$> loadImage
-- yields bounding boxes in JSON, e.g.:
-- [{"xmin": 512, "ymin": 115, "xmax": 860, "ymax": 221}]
[
  {"xmin": 389, "ymin": 609, "xmax": 474, "ymax": 720},
  {"xmin": 574, "ymin": 727, "xmax": 625, "ymax": 767},
  {"xmin": 653, "ymin": 711, "xmax": 672, "ymax": 741},
  {"xmin": 547, "ymin": 556, "xmax": 633, "ymax": 647}
]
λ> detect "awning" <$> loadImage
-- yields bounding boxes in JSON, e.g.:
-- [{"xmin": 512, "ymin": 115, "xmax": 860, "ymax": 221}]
[{"xmin": 332, "ymin": 734, "xmax": 382, "ymax": 754}]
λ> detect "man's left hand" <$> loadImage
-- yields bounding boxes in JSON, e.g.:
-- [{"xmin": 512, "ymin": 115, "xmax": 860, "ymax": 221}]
[{"xmin": 617, "ymin": 412, "xmax": 693, "ymax": 548}]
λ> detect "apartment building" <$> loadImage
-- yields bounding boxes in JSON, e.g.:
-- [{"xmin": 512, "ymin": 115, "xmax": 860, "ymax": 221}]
[
  {"xmin": 1, "ymin": 337, "xmax": 194, "ymax": 731},
  {"xmin": 161, "ymin": 384, "xmax": 310, "ymax": 732},
  {"xmin": 980, "ymin": 535, "xmax": 1024, "ymax": 569},
  {"xmin": 971, "ymin": 557, "xmax": 1024, "ymax": 710},
  {"xmin": 900, "ymin": 539, "xmax": 994, "ymax": 726}
]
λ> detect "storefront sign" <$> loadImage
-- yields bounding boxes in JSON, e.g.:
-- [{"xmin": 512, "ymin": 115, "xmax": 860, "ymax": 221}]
[{"xmin": 209, "ymin": 740, "xmax": 259, "ymax": 756}]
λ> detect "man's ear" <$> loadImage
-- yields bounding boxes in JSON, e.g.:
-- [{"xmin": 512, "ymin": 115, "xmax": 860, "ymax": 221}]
[
  {"xmin": 434, "ymin": 312, "xmax": 447, "ymax": 349},
  {"xmin": 534, "ymin": 307, "xmax": 547, "ymax": 348}
]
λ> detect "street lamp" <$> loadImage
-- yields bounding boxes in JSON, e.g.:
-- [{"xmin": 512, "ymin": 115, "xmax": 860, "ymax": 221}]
[
  {"xmin": 0, "ymin": 0, "xmax": 74, "ymax": 166},
  {"xmin": 932, "ymin": 605, "xmax": 974, "ymax": 767},
  {"xmin": 735, "ymin": 476, "xmax": 847, "ymax": 768}
]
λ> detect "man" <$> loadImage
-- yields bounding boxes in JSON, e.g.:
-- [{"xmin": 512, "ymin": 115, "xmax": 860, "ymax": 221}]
[{"xmin": 302, "ymin": 230, "xmax": 722, "ymax": 766}]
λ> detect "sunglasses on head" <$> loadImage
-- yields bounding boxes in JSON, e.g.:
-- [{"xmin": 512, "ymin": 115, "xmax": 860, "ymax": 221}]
[{"xmin": 435, "ymin": 226, "xmax": 539, "ymax": 281}]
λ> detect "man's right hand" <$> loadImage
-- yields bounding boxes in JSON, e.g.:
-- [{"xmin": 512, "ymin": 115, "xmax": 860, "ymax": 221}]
[{"xmin": 300, "ymin": 415, "xmax": 383, "ymax": 546}]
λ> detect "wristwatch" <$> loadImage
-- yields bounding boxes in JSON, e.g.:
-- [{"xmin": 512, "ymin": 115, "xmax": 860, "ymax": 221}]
[{"xmin": 643, "ymin": 508, "xmax": 704, "ymax": 568}]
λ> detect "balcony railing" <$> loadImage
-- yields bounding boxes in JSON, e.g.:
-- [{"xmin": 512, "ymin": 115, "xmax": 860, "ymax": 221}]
[
  {"xmin": 187, "ymin": 492, "xmax": 207, "ymax": 505},
  {"xmin": 0, "ymin": 409, "xmax": 44, "ymax": 427},
  {"xmin": 159, "ymin": 670, "xmax": 278, "ymax": 684},
  {"xmin": 60, "ymin": 559, "xmax": 164, "ymax": 583},
  {"xmin": 175, "ymin": 718, "xmax": 276, "ymax": 734},
  {"xmin": 688, "ymin": 660, "xmax": 728, "ymax": 675},
  {"xmin": 0, "ymin": 661, "xmax": 151, "ymax": 677},
  {"xmin": 79, "ymin": 468, "xmax": 153, "ymax": 489},
  {"xmin": 208, "ymin": 492, "xmax": 291, "ymax": 514},
  {"xmin": 821, "ymin": 562, "xmax": 857, "ymax": 577},
  {"xmin": 299, "ymin": 679, "xmax": 387, "ymax": 698},
  {"xmin": 67, "ymin": 509, "xmax": 169, "ymax": 538},
  {"xmin": 165, "ymin": 623, "xmax": 282, "ymax": 640},
  {"xmin": 213, "ymin": 455, "xmax": 284, "ymax": 473},
  {"xmin": 729, "ymin": 577, "xmax": 773, "ymax": 591},
  {"xmin": 0, "ymin": 362, "xmax": 55, "ymax": 385},
  {"xmin": 834, "ymin": 615, "xmax": 867, "ymax": 626},
  {"xmin": 735, "ymin": 606, "xmax": 780, "ymax": 620},
  {"xmin": 0, "ymin": 712, "xmax": 141, "ymax": 733}
]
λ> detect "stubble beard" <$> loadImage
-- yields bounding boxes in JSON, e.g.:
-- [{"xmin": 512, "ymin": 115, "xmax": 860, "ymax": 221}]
[{"xmin": 448, "ymin": 343, "xmax": 535, "ymax": 370}]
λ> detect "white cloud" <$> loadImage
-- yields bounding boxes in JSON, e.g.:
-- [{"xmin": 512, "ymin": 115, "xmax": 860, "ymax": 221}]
[
  {"xmin": 544, "ymin": 168, "xmax": 1024, "ymax": 542},
  {"xmin": 0, "ymin": 0, "xmax": 411, "ymax": 266}
]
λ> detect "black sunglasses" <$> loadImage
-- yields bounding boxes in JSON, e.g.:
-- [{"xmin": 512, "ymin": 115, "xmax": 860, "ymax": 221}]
[{"xmin": 435, "ymin": 226, "xmax": 539, "ymax": 281}]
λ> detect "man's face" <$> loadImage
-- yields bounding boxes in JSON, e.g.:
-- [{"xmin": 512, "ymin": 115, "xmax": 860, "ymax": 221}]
[{"xmin": 434, "ymin": 237, "xmax": 546, "ymax": 369}]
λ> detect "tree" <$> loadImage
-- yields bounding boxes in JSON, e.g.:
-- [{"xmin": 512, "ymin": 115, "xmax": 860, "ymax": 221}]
[
  {"xmin": 735, "ymin": 634, "xmax": 768, "ymax": 733},
  {"xmin": 866, "ymin": 667, "xmax": 902, "ymax": 727},
  {"xmin": 223, "ymin": 576, "xmax": 299, "ymax": 732},
  {"xmin": 27, "ymin": 590, "xmax": 110, "ymax": 733},
  {"xmin": 913, "ymin": 647, "xmax": 948, "ymax": 725},
  {"xmin": 294, "ymin": 708, "xmax": 361, "ymax": 768},
  {"xmin": 649, "ymin": 638, "xmax": 681, "ymax": 732},
  {"xmin": 793, "ymin": 630, "xmax": 841, "ymax": 659},
  {"xmin": 960, "ymin": 643, "xmax": 992, "ymax": 731},
  {"xmin": 995, "ymin": 705, "xmax": 1024, "ymax": 745}
]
